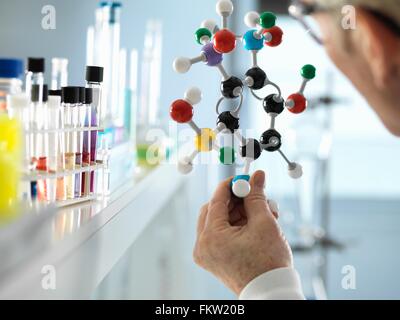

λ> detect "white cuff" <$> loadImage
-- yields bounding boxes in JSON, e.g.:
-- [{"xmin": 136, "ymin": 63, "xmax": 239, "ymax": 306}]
[{"xmin": 239, "ymin": 267, "xmax": 305, "ymax": 300}]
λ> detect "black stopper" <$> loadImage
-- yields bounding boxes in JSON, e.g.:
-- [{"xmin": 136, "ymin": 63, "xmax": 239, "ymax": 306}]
[
  {"xmin": 31, "ymin": 84, "xmax": 48, "ymax": 102},
  {"xmin": 49, "ymin": 89, "xmax": 62, "ymax": 97},
  {"xmin": 78, "ymin": 87, "xmax": 86, "ymax": 104},
  {"xmin": 61, "ymin": 86, "xmax": 79, "ymax": 104},
  {"xmin": 84, "ymin": 88, "xmax": 93, "ymax": 104},
  {"xmin": 27, "ymin": 57, "xmax": 45, "ymax": 73},
  {"xmin": 85, "ymin": 66, "xmax": 104, "ymax": 83}
]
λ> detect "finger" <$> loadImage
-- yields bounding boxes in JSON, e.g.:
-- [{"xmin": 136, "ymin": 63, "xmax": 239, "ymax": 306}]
[
  {"xmin": 243, "ymin": 170, "xmax": 271, "ymax": 222},
  {"xmin": 230, "ymin": 207, "xmax": 248, "ymax": 226},
  {"xmin": 197, "ymin": 203, "xmax": 209, "ymax": 235},
  {"xmin": 206, "ymin": 177, "xmax": 233, "ymax": 228}
]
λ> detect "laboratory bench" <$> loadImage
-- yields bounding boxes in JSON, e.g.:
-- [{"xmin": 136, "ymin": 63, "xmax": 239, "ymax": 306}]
[{"xmin": 0, "ymin": 159, "xmax": 185, "ymax": 299}]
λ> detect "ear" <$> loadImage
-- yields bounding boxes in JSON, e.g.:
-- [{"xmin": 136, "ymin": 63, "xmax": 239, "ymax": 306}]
[{"xmin": 355, "ymin": 8, "xmax": 400, "ymax": 89}]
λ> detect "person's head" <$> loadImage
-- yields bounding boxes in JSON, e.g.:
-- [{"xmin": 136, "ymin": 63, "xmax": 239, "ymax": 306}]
[{"xmin": 301, "ymin": 0, "xmax": 400, "ymax": 136}]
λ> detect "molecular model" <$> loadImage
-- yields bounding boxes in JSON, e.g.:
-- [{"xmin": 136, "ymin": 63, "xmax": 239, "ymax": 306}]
[{"xmin": 169, "ymin": 0, "xmax": 316, "ymax": 198}]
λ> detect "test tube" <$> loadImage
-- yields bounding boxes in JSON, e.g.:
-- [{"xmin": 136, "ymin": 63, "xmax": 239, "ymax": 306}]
[
  {"xmin": 6, "ymin": 93, "xmax": 31, "ymax": 202},
  {"xmin": 26, "ymin": 58, "xmax": 45, "ymax": 200},
  {"xmin": 49, "ymin": 90, "xmax": 67, "ymax": 201},
  {"xmin": 85, "ymin": 66, "xmax": 104, "ymax": 193},
  {"xmin": 82, "ymin": 88, "xmax": 93, "ymax": 197},
  {"xmin": 25, "ymin": 58, "xmax": 44, "ymax": 103},
  {"xmin": 74, "ymin": 87, "xmax": 86, "ymax": 198},
  {"xmin": 46, "ymin": 94, "xmax": 61, "ymax": 203},
  {"xmin": 61, "ymin": 86, "xmax": 79, "ymax": 200},
  {"xmin": 31, "ymin": 84, "xmax": 49, "ymax": 202},
  {"xmin": 51, "ymin": 58, "xmax": 68, "ymax": 90}
]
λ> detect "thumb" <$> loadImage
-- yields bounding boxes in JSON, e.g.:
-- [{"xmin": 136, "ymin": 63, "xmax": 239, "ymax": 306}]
[{"xmin": 243, "ymin": 170, "xmax": 271, "ymax": 222}]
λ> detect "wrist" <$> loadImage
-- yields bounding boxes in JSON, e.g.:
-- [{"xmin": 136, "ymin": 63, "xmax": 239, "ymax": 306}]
[{"xmin": 239, "ymin": 267, "xmax": 305, "ymax": 300}]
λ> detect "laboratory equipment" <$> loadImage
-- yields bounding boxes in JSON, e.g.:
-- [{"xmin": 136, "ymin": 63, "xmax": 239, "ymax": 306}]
[
  {"xmin": 46, "ymin": 94, "xmax": 61, "ymax": 203},
  {"xmin": 137, "ymin": 20, "xmax": 165, "ymax": 168},
  {"xmin": 25, "ymin": 57, "xmax": 44, "ymax": 103},
  {"xmin": 82, "ymin": 87, "xmax": 93, "ymax": 197},
  {"xmin": 61, "ymin": 86, "xmax": 79, "ymax": 200},
  {"xmin": 85, "ymin": 66, "xmax": 104, "ymax": 193},
  {"xmin": 51, "ymin": 58, "xmax": 68, "ymax": 90},
  {"xmin": 0, "ymin": 114, "xmax": 21, "ymax": 219},
  {"xmin": 170, "ymin": 1, "xmax": 316, "ymax": 198},
  {"xmin": 32, "ymin": 84, "xmax": 49, "ymax": 202},
  {"xmin": 6, "ymin": 93, "xmax": 30, "ymax": 202},
  {"xmin": 0, "ymin": 58, "xmax": 24, "ymax": 112},
  {"xmin": 74, "ymin": 87, "xmax": 86, "ymax": 198}
]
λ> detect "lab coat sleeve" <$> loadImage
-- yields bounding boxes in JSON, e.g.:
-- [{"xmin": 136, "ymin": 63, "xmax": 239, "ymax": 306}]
[{"xmin": 239, "ymin": 267, "xmax": 305, "ymax": 300}]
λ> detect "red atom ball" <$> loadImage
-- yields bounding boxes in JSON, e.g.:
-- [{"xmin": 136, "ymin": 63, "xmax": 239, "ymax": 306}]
[
  {"xmin": 263, "ymin": 26, "xmax": 283, "ymax": 47},
  {"xmin": 213, "ymin": 29, "xmax": 236, "ymax": 54},
  {"xmin": 287, "ymin": 93, "xmax": 307, "ymax": 114},
  {"xmin": 170, "ymin": 99, "xmax": 194, "ymax": 123}
]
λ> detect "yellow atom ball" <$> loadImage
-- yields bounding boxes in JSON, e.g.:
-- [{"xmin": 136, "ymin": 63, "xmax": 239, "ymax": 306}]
[{"xmin": 194, "ymin": 128, "xmax": 216, "ymax": 152}]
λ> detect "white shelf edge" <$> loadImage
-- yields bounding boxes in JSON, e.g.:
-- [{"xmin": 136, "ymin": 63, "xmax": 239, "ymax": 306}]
[{"xmin": 0, "ymin": 163, "xmax": 186, "ymax": 299}]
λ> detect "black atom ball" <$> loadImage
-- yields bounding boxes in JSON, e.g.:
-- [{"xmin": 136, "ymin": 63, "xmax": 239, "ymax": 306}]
[
  {"xmin": 260, "ymin": 129, "xmax": 282, "ymax": 152},
  {"xmin": 217, "ymin": 111, "xmax": 239, "ymax": 133},
  {"xmin": 245, "ymin": 67, "xmax": 267, "ymax": 90},
  {"xmin": 240, "ymin": 139, "xmax": 262, "ymax": 160},
  {"xmin": 221, "ymin": 76, "xmax": 243, "ymax": 99},
  {"xmin": 263, "ymin": 94, "xmax": 284, "ymax": 114}
]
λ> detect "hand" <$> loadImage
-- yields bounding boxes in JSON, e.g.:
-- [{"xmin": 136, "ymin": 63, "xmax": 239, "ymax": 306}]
[{"xmin": 193, "ymin": 170, "xmax": 293, "ymax": 296}]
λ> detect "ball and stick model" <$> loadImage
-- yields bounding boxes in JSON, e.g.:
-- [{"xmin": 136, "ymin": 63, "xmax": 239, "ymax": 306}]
[{"xmin": 170, "ymin": 0, "xmax": 316, "ymax": 198}]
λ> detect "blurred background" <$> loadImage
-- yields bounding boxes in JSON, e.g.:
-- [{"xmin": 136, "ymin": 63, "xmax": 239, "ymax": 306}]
[{"xmin": 0, "ymin": 0, "xmax": 400, "ymax": 300}]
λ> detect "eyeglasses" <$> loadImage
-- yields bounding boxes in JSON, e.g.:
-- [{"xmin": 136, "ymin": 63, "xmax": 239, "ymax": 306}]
[
  {"xmin": 288, "ymin": 0, "xmax": 326, "ymax": 45},
  {"xmin": 289, "ymin": 0, "xmax": 400, "ymax": 46}
]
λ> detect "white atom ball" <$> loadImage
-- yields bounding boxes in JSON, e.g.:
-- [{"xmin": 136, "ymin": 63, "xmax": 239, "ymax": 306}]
[
  {"xmin": 173, "ymin": 57, "xmax": 191, "ymax": 74},
  {"xmin": 267, "ymin": 199, "xmax": 279, "ymax": 214},
  {"xmin": 184, "ymin": 87, "xmax": 202, "ymax": 105},
  {"xmin": 232, "ymin": 179, "xmax": 251, "ymax": 198},
  {"xmin": 288, "ymin": 163, "xmax": 303, "ymax": 179},
  {"xmin": 244, "ymin": 11, "xmax": 260, "ymax": 28},
  {"xmin": 216, "ymin": 0, "xmax": 234, "ymax": 16}
]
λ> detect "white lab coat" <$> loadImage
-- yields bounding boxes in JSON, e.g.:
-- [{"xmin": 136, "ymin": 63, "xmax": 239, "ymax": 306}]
[{"xmin": 239, "ymin": 267, "xmax": 305, "ymax": 300}]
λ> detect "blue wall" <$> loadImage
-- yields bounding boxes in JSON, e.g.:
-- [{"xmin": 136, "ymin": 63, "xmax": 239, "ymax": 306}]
[{"xmin": 0, "ymin": 0, "xmax": 256, "ymax": 125}]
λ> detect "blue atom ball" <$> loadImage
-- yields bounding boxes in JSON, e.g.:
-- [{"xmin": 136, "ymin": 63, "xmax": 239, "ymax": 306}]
[{"xmin": 243, "ymin": 29, "xmax": 264, "ymax": 51}]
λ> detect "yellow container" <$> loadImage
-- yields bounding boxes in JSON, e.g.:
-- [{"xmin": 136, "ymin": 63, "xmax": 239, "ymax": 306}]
[{"xmin": 0, "ymin": 114, "xmax": 21, "ymax": 221}]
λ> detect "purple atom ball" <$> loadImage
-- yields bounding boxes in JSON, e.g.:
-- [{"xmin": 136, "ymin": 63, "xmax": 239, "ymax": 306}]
[{"xmin": 201, "ymin": 42, "xmax": 223, "ymax": 67}]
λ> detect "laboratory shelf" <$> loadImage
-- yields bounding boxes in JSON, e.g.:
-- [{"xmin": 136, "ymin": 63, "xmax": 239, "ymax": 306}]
[
  {"xmin": 21, "ymin": 162, "xmax": 105, "ymax": 180},
  {"xmin": 0, "ymin": 162, "xmax": 185, "ymax": 299}
]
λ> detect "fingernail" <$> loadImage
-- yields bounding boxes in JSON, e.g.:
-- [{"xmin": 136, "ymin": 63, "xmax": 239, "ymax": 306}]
[{"xmin": 254, "ymin": 171, "xmax": 265, "ymax": 188}]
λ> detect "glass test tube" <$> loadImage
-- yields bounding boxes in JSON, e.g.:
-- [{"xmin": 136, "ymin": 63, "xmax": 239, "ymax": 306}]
[
  {"xmin": 85, "ymin": 66, "xmax": 104, "ymax": 193},
  {"xmin": 25, "ymin": 58, "xmax": 44, "ymax": 102},
  {"xmin": 31, "ymin": 84, "xmax": 48, "ymax": 202},
  {"xmin": 61, "ymin": 86, "xmax": 79, "ymax": 200},
  {"xmin": 26, "ymin": 58, "xmax": 45, "ymax": 201},
  {"xmin": 74, "ymin": 87, "xmax": 86, "ymax": 198},
  {"xmin": 46, "ymin": 94, "xmax": 61, "ymax": 203},
  {"xmin": 82, "ymin": 88, "xmax": 93, "ymax": 197},
  {"xmin": 51, "ymin": 58, "xmax": 68, "ymax": 90},
  {"xmin": 50, "ymin": 90, "xmax": 66, "ymax": 201}
]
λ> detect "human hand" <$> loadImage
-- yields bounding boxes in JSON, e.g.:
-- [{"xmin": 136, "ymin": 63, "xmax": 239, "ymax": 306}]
[{"xmin": 193, "ymin": 170, "xmax": 293, "ymax": 295}]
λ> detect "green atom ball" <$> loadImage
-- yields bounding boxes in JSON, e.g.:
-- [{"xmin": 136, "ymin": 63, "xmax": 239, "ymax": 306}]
[
  {"xmin": 195, "ymin": 28, "xmax": 212, "ymax": 45},
  {"xmin": 301, "ymin": 64, "xmax": 316, "ymax": 80},
  {"xmin": 259, "ymin": 12, "xmax": 277, "ymax": 29}
]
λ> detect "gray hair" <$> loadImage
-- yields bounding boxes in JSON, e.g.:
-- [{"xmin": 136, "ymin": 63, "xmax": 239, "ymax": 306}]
[{"xmin": 316, "ymin": 0, "xmax": 400, "ymax": 24}]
